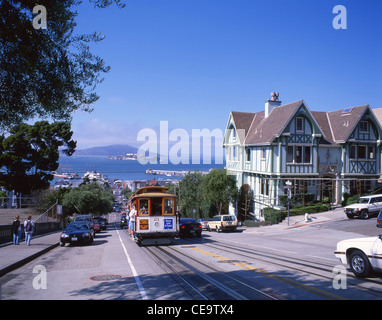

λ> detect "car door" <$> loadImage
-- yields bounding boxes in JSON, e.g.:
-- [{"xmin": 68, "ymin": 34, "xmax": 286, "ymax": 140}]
[
  {"xmin": 369, "ymin": 197, "xmax": 379, "ymax": 214},
  {"xmin": 371, "ymin": 237, "xmax": 382, "ymax": 272},
  {"xmin": 376, "ymin": 197, "xmax": 382, "ymax": 213}
]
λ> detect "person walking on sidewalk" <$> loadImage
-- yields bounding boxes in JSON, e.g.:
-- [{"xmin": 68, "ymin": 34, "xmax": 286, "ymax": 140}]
[
  {"xmin": 12, "ymin": 215, "xmax": 21, "ymax": 245},
  {"xmin": 24, "ymin": 216, "xmax": 34, "ymax": 246}
]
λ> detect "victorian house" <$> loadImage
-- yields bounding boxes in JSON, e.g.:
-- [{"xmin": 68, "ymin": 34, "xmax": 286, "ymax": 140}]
[{"xmin": 223, "ymin": 93, "xmax": 382, "ymax": 220}]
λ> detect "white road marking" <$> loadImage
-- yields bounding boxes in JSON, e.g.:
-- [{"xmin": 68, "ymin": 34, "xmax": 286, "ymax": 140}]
[{"xmin": 116, "ymin": 229, "xmax": 148, "ymax": 300}]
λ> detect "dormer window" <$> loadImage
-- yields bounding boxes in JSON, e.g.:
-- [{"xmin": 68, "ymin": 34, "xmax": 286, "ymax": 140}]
[{"xmin": 296, "ymin": 117, "xmax": 304, "ymax": 132}]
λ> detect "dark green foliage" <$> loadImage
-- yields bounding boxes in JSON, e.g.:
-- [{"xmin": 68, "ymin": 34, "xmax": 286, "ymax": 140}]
[
  {"xmin": 62, "ymin": 182, "xmax": 114, "ymax": 216},
  {"xmin": 0, "ymin": 121, "xmax": 76, "ymax": 194},
  {"xmin": 0, "ymin": 0, "xmax": 125, "ymax": 129}
]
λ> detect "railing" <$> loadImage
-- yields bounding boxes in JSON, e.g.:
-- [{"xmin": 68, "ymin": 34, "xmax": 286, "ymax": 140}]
[{"xmin": 35, "ymin": 201, "xmax": 62, "ymax": 223}]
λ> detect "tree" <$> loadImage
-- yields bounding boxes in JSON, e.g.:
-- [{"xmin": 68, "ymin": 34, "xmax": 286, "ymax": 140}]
[
  {"xmin": 202, "ymin": 169, "xmax": 238, "ymax": 215},
  {"xmin": 62, "ymin": 182, "xmax": 114, "ymax": 216},
  {"xmin": 178, "ymin": 172, "xmax": 205, "ymax": 219},
  {"xmin": 0, "ymin": 121, "xmax": 76, "ymax": 194},
  {"xmin": 0, "ymin": 0, "xmax": 125, "ymax": 129},
  {"xmin": 238, "ymin": 184, "xmax": 253, "ymax": 221}
]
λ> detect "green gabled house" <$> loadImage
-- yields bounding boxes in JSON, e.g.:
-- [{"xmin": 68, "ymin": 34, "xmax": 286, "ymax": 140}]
[{"xmin": 223, "ymin": 93, "xmax": 382, "ymax": 220}]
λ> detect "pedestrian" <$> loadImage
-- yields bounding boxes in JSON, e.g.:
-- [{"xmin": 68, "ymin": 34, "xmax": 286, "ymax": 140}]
[
  {"xmin": 12, "ymin": 215, "xmax": 21, "ymax": 245},
  {"xmin": 129, "ymin": 205, "xmax": 136, "ymax": 237},
  {"xmin": 24, "ymin": 216, "xmax": 34, "ymax": 246}
]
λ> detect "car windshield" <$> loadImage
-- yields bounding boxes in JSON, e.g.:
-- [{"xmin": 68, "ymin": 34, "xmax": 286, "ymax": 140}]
[
  {"xmin": 75, "ymin": 216, "xmax": 91, "ymax": 222},
  {"xmin": 357, "ymin": 198, "xmax": 370, "ymax": 204},
  {"xmin": 66, "ymin": 223, "xmax": 90, "ymax": 230},
  {"xmin": 180, "ymin": 218, "xmax": 196, "ymax": 223},
  {"xmin": 223, "ymin": 216, "xmax": 236, "ymax": 221}
]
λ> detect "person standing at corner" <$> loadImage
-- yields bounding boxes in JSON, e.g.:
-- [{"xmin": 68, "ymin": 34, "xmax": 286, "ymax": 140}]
[
  {"xmin": 24, "ymin": 216, "xmax": 34, "ymax": 246},
  {"xmin": 12, "ymin": 215, "xmax": 21, "ymax": 245}
]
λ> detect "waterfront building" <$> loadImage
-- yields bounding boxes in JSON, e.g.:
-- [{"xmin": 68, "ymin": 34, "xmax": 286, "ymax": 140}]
[{"xmin": 223, "ymin": 93, "xmax": 382, "ymax": 220}]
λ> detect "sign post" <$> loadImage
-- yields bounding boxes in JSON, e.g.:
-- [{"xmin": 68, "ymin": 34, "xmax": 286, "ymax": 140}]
[{"xmin": 285, "ymin": 180, "xmax": 292, "ymax": 226}]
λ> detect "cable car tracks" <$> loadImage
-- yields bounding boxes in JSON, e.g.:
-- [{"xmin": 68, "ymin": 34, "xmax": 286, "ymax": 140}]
[
  {"xmin": 142, "ymin": 233, "xmax": 382, "ymax": 300},
  {"xmin": 144, "ymin": 245, "xmax": 279, "ymax": 300},
  {"xmin": 179, "ymin": 237, "xmax": 382, "ymax": 299}
]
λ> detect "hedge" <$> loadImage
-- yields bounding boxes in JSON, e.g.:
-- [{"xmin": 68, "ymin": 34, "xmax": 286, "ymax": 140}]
[{"xmin": 264, "ymin": 203, "xmax": 331, "ymax": 225}]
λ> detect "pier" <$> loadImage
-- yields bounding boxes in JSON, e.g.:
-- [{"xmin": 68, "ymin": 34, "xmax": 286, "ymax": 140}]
[{"xmin": 145, "ymin": 168, "xmax": 210, "ymax": 177}]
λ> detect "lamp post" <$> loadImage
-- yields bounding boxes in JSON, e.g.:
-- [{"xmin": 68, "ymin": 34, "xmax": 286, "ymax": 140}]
[{"xmin": 285, "ymin": 180, "xmax": 292, "ymax": 226}]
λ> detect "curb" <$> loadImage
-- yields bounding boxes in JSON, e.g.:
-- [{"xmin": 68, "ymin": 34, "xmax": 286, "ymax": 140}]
[
  {"xmin": 283, "ymin": 220, "xmax": 330, "ymax": 230},
  {"xmin": 0, "ymin": 242, "xmax": 59, "ymax": 278}
]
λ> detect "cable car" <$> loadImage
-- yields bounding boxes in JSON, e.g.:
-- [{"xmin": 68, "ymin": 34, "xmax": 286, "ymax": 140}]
[{"xmin": 129, "ymin": 186, "xmax": 179, "ymax": 245}]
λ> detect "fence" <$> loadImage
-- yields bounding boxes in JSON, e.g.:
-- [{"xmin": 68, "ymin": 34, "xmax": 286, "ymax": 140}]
[
  {"xmin": 0, "ymin": 222, "xmax": 61, "ymax": 245},
  {"xmin": 0, "ymin": 202, "xmax": 62, "ymax": 245}
]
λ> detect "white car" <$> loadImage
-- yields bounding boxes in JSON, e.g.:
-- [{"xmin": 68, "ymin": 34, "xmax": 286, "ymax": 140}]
[
  {"xmin": 344, "ymin": 195, "xmax": 382, "ymax": 219},
  {"xmin": 334, "ymin": 236, "xmax": 382, "ymax": 278}
]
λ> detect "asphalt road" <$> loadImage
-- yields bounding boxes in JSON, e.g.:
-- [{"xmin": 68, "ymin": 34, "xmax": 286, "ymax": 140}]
[{"xmin": 2, "ymin": 212, "xmax": 382, "ymax": 302}]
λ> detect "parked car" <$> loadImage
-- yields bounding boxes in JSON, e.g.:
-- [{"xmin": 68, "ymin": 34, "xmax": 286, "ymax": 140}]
[
  {"xmin": 99, "ymin": 217, "xmax": 108, "ymax": 226},
  {"xmin": 94, "ymin": 218, "xmax": 106, "ymax": 230},
  {"xmin": 120, "ymin": 216, "xmax": 128, "ymax": 229},
  {"xmin": 197, "ymin": 218, "xmax": 212, "ymax": 230},
  {"xmin": 207, "ymin": 215, "xmax": 238, "ymax": 232},
  {"xmin": 344, "ymin": 194, "xmax": 382, "ymax": 219},
  {"xmin": 74, "ymin": 214, "xmax": 95, "ymax": 237},
  {"xmin": 334, "ymin": 236, "xmax": 382, "ymax": 277},
  {"xmin": 377, "ymin": 210, "xmax": 382, "ymax": 228},
  {"xmin": 93, "ymin": 219, "xmax": 101, "ymax": 233},
  {"xmin": 179, "ymin": 218, "xmax": 202, "ymax": 238},
  {"xmin": 60, "ymin": 222, "xmax": 94, "ymax": 246}
]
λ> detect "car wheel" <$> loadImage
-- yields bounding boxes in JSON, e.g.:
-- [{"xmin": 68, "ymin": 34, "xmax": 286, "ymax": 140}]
[
  {"xmin": 60, "ymin": 242, "xmax": 65, "ymax": 247},
  {"xmin": 349, "ymin": 250, "xmax": 372, "ymax": 278},
  {"xmin": 346, "ymin": 214, "xmax": 354, "ymax": 219},
  {"xmin": 361, "ymin": 210, "xmax": 369, "ymax": 220},
  {"xmin": 207, "ymin": 226, "xmax": 211, "ymax": 232}
]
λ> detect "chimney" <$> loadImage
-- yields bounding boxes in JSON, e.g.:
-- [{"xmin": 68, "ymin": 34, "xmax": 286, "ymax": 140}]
[{"xmin": 265, "ymin": 92, "xmax": 282, "ymax": 117}]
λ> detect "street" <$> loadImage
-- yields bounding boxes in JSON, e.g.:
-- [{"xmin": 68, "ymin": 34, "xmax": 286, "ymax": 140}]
[{"xmin": 2, "ymin": 212, "xmax": 382, "ymax": 301}]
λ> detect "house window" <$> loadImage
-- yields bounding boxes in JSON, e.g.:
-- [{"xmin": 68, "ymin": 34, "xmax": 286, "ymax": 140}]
[
  {"xmin": 295, "ymin": 146, "xmax": 303, "ymax": 163},
  {"xmin": 369, "ymin": 146, "xmax": 375, "ymax": 159},
  {"xmin": 359, "ymin": 121, "xmax": 369, "ymax": 133},
  {"xmin": 358, "ymin": 146, "xmax": 367, "ymax": 159},
  {"xmin": 261, "ymin": 147, "xmax": 266, "ymax": 159},
  {"xmin": 233, "ymin": 147, "xmax": 237, "ymax": 160},
  {"xmin": 304, "ymin": 146, "xmax": 311, "ymax": 163},
  {"xmin": 260, "ymin": 178, "xmax": 269, "ymax": 196},
  {"xmin": 350, "ymin": 145, "xmax": 356, "ymax": 159},
  {"xmin": 246, "ymin": 148, "xmax": 251, "ymax": 162},
  {"xmin": 287, "ymin": 145, "xmax": 311, "ymax": 164},
  {"xmin": 287, "ymin": 146, "xmax": 294, "ymax": 163},
  {"xmin": 296, "ymin": 117, "xmax": 304, "ymax": 132}
]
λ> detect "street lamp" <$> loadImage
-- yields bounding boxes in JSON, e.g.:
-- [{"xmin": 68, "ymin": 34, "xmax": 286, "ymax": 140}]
[{"xmin": 285, "ymin": 180, "xmax": 292, "ymax": 226}]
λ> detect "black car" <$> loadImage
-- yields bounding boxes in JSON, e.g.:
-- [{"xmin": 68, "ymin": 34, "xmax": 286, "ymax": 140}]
[
  {"xmin": 179, "ymin": 218, "xmax": 202, "ymax": 238},
  {"xmin": 60, "ymin": 222, "xmax": 94, "ymax": 246},
  {"xmin": 120, "ymin": 216, "xmax": 128, "ymax": 229}
]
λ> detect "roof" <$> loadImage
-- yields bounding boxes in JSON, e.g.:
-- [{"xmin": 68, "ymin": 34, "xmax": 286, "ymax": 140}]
[
  {"xmin": 245, "ymin": 100, "xmax": 304, "ymax": 145},
  {"xmin": 227, "ymin": 100, "xmax": 377, "ymax": 146}
]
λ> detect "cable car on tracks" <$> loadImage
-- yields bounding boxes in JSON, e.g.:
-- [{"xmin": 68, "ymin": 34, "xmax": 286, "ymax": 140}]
[{"xmin": 129, "ymin": 186, "xmax": 179, "ymax": 245}]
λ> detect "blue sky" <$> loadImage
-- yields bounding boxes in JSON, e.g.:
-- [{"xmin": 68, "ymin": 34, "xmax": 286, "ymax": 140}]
[{"xmin": 70, "ymin": 0, "xmax": 382, "ymax": 149}]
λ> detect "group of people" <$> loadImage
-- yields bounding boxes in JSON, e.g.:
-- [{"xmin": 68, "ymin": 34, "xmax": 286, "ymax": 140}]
[{"xmin": 11, "ymin": 215, "xmax": 35, "ymax": 246}]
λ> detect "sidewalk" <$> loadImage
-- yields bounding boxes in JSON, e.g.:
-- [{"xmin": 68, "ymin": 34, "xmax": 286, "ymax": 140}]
[
  {"xmin": 244, "ymin": 207, "xmax": 346, "ymax": 233},
  {"xmin": 0, "ymin": 231, "xmax": 61, "ymax": 277}
]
